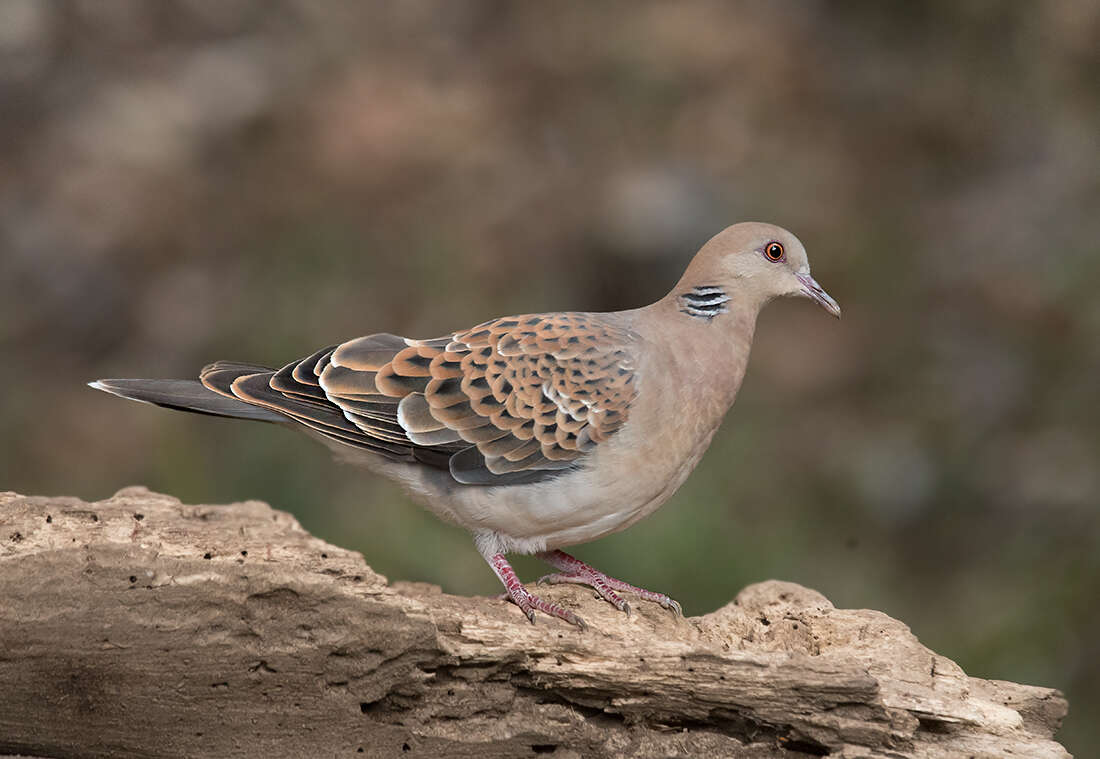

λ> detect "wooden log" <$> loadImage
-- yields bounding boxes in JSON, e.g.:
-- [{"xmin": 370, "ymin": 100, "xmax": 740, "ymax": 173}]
[{"xmin": 0, "ymin": 488, "xmax": 1069, "ymax": 758}]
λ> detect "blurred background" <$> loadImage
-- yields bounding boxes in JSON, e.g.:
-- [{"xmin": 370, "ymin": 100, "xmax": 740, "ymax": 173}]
[{"xmin": 1, "ymin": 0, "xmax": 1097, "ymax": 751}]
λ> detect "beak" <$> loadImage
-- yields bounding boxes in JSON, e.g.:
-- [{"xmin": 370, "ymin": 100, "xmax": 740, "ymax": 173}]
[{"xmin": 796, "ymin": 273, "xmax": 841, "ymax": 318}]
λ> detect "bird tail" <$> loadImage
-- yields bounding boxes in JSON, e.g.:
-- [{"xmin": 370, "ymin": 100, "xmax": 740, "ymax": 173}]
[{"xmin": 88, "ymin": 378, "xmax": 287, "ymax": 423}]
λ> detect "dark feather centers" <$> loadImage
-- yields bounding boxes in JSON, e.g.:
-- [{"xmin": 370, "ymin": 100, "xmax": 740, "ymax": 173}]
[{"xmin": 196, "ymin": 312, "xmax": 637, "ymax": 487}]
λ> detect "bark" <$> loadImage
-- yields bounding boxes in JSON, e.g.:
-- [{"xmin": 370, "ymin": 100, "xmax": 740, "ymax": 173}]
[{"xmin": 0, "ymin": 488, "xmax": 1069, "ymax": 758}]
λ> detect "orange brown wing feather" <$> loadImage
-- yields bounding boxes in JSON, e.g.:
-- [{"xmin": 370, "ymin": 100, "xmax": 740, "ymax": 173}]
[{"xmin": 200, "ymin": 314, "xmax": 639, "ymax": 485}]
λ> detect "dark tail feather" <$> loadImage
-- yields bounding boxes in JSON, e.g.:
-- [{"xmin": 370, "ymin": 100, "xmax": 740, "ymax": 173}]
[{"xmin": 88, "ymin": 379, "xmax": 287, "ymax": 423}]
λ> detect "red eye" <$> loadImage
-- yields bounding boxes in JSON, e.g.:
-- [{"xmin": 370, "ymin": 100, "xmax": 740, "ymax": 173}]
[{"xmin": 763, "ymin": 241, "xmax": 785, "ymax": 262}]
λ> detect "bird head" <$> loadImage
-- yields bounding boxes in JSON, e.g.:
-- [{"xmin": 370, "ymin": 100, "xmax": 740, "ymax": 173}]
[{"xmin": 674, "ymin": 222, "xmax": 841, "ymax": 318}]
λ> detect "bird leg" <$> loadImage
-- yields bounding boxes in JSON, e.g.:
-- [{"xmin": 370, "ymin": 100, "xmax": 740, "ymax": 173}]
[
  {"xmin": 484, "ymin": 552, "xmax": 587, "ymax": 630},
  {"xmin": 536, "ymin": 549, "xmax": 683, "ymax": 616}
]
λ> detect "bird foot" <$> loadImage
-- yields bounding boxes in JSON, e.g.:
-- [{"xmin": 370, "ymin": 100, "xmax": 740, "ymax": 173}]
[
  {"xmin": 536, "ymin": 549, "xmax": 683, "ymax": 617},
  {"xmin": 486, "ymin": 553, "xmax": 587, "ymax": 629},
  {"xmin": 536, "ymin": 572, "xmax": 631, "ymax": 615},
  {"xmin": 504, "ymin": 584, "xmax": 588, "ymax": 630}
]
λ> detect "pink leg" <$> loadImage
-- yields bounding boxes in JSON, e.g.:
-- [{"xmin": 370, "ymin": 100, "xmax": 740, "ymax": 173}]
[
  {"xmin": 484, "ymin": 552, "xmax": 587, "ymax": 630},
  {"xmin": 536, "ymin": 549, "xmax": 683, "ymax": 616}
]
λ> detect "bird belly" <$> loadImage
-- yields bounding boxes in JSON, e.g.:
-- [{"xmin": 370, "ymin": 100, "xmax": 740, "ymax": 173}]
[
  {"xmin": 325, "ymin": 360, "xmax": 728, "ymax": 554},
  {"xmin": 451, "ymin": 417, "xmax": 718, "ymax": 552}
]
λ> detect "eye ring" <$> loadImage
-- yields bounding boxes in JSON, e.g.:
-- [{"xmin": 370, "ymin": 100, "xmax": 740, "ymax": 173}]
[{"xmin": 763, "ymin": 241, "xmax": 785, "ymax": 262}]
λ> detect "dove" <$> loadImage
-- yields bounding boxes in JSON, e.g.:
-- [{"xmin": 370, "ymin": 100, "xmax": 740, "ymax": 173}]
[{"xmin": 91, "ymin": 221, "xmax": 840, "ymax": 629}]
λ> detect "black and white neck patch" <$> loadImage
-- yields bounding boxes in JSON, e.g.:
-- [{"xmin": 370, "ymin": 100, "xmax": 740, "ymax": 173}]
[{"xmin": 678, "ymin": 286, "xmax": 730, "ymax": 320}]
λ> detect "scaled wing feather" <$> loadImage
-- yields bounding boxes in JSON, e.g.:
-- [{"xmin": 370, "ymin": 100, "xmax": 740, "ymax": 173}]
[{"xmin": 198, "ymin": 313, "xmax": 639, "ymax": 485}]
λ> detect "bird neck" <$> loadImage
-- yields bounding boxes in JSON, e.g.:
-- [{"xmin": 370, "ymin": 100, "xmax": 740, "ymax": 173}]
[
  {"xmin": 645, "ymin": 289, "xmax": 762, "ymax": 412},
  {"xmin": 658, "ymin": 279, "xmax": 765, "ymax": 333}
]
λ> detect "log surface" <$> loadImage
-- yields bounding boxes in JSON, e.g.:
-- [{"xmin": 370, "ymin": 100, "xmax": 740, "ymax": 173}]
[{"xmin": 0, "ymin": 488, "xmax": 1069, "ymax": 758}]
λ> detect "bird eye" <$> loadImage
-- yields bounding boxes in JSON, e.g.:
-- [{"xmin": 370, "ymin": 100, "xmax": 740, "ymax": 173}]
[{"xmin": 763, "ymin": 242, "xmax": 785, "ymax": 262}]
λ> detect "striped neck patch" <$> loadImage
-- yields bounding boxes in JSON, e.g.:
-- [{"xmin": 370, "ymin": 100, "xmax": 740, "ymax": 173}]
[{"xmin": 678, "ymin": 286, "xmax": 730, "ymax": 320}]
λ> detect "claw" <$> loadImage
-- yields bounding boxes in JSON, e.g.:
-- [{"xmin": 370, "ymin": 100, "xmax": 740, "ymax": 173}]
[
  {"xmin": 607, "ymin": 594, "xmax": 630, "ymax": 615},
  {"xmin": 534, "ymin": 549, "xmax": 683, "ymax": 619},
  {"xmin": 486, "ymin": 550, "xmax": 672, "ymax": 629}
]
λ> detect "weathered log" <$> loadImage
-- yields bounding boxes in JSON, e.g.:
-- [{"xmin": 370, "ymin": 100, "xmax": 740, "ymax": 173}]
[{"xmin": 0, "ymin": 488, "xmax": 1069, "ymax": 758}]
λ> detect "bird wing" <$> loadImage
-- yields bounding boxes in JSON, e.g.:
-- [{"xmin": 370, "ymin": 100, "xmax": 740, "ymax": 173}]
[{"xmin": 199, "ymin": 313, "xmax": 639, "ymax": 486}]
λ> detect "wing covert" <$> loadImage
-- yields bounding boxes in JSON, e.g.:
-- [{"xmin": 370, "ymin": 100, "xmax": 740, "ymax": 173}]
[{"xmin": 200, "ymin": 313, "xmax": 639, "ymax": 485}]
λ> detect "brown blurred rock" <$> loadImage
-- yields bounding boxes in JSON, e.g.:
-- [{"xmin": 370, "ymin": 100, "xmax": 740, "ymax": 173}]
[{"xmin": 0, "ymin": 488, "xmax": 1069, "ymax": 758}]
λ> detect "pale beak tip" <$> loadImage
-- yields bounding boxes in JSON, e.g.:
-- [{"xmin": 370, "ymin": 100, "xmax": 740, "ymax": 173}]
[{"xmin": 797, "ymin": 273, "xmax": 841, "ymax": 320}]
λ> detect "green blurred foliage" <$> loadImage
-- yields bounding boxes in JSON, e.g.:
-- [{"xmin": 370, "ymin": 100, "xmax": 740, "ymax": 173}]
[{"xmin": 1, "ymin": 1, "xmax": 1097, "ymax": 751}]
